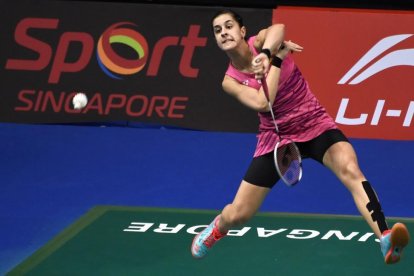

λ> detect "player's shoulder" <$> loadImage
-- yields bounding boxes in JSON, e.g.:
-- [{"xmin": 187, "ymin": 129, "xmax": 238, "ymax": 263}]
[
  {"xmin": 223, "ymin": 74, "xmax": 237, "ymax": 86},
  {"xmin": 222, "ymin": 75, "xmax": 240, "ymax": 92}
]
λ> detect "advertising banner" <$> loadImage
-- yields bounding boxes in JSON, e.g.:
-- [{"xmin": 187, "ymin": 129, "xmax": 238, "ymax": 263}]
[
  {"xmin": 1, "ymin": 1, "xmax": 272, "ymax": 132},
  {"xmin": 274, "ymin": 7, "xmax": 414, "ymax": 140}
]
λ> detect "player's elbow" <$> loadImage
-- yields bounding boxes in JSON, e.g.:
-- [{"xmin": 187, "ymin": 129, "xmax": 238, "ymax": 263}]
[
  {"xmin": 255, "ymin": 100, "xmax": 271, "ymax": 112},
  {"xmin": 270, "ymin": 23, "xmax": 285, "ymax": 34}
]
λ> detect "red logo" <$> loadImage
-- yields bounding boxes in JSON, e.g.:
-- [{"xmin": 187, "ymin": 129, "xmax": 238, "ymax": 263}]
[
  {"xmin": 5, "ymin": 18, "xmax": 207, "ymax": 83},
  {"xmin": 274, "ymin": 7, "xmax": 414, "ymax": 140}
]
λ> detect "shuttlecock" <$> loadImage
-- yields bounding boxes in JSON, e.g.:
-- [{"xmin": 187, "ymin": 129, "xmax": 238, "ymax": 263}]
[{"xmin": 72, "ymin": 92, "xmax": 88, "ymax": 110}]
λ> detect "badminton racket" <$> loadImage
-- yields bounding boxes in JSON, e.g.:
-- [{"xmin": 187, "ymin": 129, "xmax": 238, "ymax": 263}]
[{"xmin": 261, "ymin": 77, "xmax": 302, "ymax": 186}]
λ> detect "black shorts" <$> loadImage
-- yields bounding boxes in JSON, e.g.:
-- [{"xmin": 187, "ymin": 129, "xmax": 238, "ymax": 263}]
[{"xmin": 243, "ymin": 129, "xmax": 349, "ymax": 188}]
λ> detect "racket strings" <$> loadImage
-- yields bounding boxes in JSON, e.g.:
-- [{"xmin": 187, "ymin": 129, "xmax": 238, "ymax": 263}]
[{"xmin": 276, "ymin": 143, "xmax": 302, "ymax": 186}]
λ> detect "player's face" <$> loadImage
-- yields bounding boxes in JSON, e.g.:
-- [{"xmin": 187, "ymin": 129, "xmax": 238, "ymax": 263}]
[{"xmin": 212, "ymin": 14, "xmax": 246, "ymax": 51}]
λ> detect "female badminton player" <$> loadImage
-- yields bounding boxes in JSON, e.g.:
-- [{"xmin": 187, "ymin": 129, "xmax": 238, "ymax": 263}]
[{"xmin": 191, "ymin": 9, "xmax": 409, "ymax": 264}]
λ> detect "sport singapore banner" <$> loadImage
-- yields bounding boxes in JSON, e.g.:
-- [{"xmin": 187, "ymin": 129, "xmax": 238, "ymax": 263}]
[{"xmin": 1, "ymin": 1, "xmax": 268, "ymax": 132}]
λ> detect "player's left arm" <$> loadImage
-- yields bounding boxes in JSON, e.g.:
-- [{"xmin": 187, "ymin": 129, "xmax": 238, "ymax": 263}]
[
  {"xmin": 252, "ymin": 24, "xmax": 285, "ymax": 78},
  {"xmin": 253, "ymin": 24, "xmax": 285, "ymax": 57},
  {"xmin": 249, "ymin": 24, "xmax": 285, "ymax": 106},
  {"xmin": 252, "ymin": 25, "xmax": 303, "ymax": 105}
]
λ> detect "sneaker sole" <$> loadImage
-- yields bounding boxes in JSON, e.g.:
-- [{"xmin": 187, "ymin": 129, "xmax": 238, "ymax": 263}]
[
  {"xmin": 385, "ymin": 223, "xmax": 410, "ymax": 264},
  {"xmin": 190, "ymin": 215, "xmax": 221, "ymax": 259},
  {"xmin": 191, "ymin": 232, "xmax": 203, "ymax": 259}
]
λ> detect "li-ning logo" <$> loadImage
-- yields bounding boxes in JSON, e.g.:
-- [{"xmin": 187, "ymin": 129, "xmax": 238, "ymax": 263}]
[
  {"xmin": 338, "ymin": 34, "xmax": 414, "ymax": 85},
  {"xmin": 335, "ymin": 34, "xmax": 414, "ymax": 128},
  {"xmin": 97, "ymin": 22, "xmax": 149, "ymax": 79}
]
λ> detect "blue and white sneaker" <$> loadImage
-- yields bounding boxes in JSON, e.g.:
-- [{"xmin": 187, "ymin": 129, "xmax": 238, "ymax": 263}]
[
  {"xmin": 380, "ymin": 223, "xmax": 410, "ymax": 264},
  {"xmin": 191, "ymin": 215, "xmax": 226, "ymax": 259}
]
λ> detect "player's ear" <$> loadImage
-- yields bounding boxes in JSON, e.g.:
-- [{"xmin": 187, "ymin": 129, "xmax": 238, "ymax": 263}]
[{"xmin": 241, "ymin": 26, "xmax": 247, "ymax": 39}]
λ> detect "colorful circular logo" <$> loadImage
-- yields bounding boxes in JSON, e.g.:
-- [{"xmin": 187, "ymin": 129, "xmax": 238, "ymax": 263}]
[{"xmin": 97, "ymin": 22, "xmax": 148, "ymax": 79}]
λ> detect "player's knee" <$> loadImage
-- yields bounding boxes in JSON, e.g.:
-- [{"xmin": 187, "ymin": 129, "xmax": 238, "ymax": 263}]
[
  {"xmin": 338, "ymin": 160, "xmax": 363, "ymax": 183},
  {"xmin": 226, "ymin": 204, "xmax": 254, "ymax": 226}
]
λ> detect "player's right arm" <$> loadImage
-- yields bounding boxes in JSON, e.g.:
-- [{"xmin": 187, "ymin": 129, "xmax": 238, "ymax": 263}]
[{"xmin": 222, "ymin": 71, "xmax": 278, "ymax": 112}]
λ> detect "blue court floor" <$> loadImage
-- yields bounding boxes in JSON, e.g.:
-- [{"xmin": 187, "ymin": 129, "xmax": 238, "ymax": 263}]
[{"xmin": 0, "ymin": 122, "xmax": 413, "ymax": 274}]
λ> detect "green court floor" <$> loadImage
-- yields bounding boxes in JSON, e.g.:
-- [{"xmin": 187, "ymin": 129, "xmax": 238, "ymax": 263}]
[{"xmin": 8, "ymin": 206, "xmax": 413, "ymax": 276}]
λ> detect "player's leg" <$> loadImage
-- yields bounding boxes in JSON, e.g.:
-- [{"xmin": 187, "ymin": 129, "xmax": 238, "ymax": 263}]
[
  {"xmin": 191, "ymin": 152, "xmax": 277, "ymax": 259},
  {"xmin": 219, "ymin": 180, "xmax": 270, "ymax": 233},
  {"xmin": 220, "ymin": 151, "xmax": 279, "ymax": 233},
  {"xmin": 322, "ymin": 141, "xmax": 384, "ymax": 236},
  {"xmin": 297, "ymin": 129, "xmax": 386, "ymax": 237},
  {"xmin": 191, "ymin": 180, "xmax": 270, "ymax": 259},
  {"xmin": 322, "ymin": 140, "xmax": 410, "ymax": 264}
]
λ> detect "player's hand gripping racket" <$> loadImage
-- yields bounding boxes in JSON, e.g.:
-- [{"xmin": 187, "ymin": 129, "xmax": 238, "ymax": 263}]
[{"xmin": 261, "ymin": 77, "xmax": 303, "ymax": 186}]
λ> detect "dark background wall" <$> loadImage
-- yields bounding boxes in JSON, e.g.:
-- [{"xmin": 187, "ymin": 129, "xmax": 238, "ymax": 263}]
[{"xmin": 61, "ymin": 0, "xmax": 414, "ymax": 10}]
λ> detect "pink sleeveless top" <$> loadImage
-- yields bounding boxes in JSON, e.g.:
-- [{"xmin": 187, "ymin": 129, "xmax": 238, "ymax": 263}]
[{"xmin": 225, "ymin": 36, "xmax": 337, "ymax": 157}]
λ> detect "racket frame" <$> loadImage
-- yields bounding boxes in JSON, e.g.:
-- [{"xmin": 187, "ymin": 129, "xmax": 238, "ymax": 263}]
[
  {"xmin": 261, "ymin": 77, "xmax": 303, "ymax": 186},
  {"xmin": 274, "ymin": 140, "xmax": 303, "ymax": 186}
]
